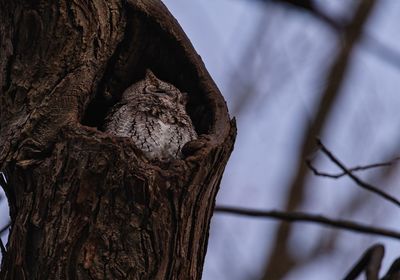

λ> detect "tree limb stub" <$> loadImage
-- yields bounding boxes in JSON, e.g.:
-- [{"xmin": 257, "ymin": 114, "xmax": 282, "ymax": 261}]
[{"xmin": 0, "ymin": 0, "xmax": 236, "ymax": 279}]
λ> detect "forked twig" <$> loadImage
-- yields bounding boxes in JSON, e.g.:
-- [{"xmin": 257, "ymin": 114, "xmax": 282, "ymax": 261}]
[
  {"xmin": 307, "ymin": 158, "xmax": 399, "ymax": 179},
  {"xmin": 315, "ymin": 139, "xmax": 400, "ymax": 208}
]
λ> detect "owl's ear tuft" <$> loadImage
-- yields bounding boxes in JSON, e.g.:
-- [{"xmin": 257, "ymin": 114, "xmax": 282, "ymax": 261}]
[{"xmin": 145, "ymin": 69, "xmax": 159, "ymax": 83}]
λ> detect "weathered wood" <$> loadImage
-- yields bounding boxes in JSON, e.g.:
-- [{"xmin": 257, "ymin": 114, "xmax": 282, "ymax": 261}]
[{"xmin": 0, "ymin": 0, "xmax": 236, "ymax": 279}]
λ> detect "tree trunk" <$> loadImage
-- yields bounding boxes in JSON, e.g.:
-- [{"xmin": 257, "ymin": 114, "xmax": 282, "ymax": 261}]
[{"xmin": 0, "ymin": 0, "xmax": 236, "ymax": 279}]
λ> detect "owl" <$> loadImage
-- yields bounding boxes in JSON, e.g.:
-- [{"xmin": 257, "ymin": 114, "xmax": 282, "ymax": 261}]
[{"xmin": 103, "ymin": 70, "xmax": 197, "ymax": 160}]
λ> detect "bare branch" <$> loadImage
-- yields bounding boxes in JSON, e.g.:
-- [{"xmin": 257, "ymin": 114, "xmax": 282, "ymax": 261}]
[
  {"xmin": 343, "ymin": 244, "xmax": 384, "ymax": 280},
  {"xmin": 343, "ymin": 244, "xmax": 400, "ymax": 280},
  {"xmin": 317, "ymin": 139, "xmax": 400, "ymax": 208},
  {"xmin": 306, "ymin": 156, "xmax": 400, "ymax": 179},
  {"xmin": 214, "ymin": 206, "xmax": 400, "ymax": 240}
]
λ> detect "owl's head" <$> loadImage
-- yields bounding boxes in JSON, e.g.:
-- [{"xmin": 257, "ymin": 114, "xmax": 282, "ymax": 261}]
[{"xmin": 122, "ymin": 70, "xmax": 188, "ymax": 107}]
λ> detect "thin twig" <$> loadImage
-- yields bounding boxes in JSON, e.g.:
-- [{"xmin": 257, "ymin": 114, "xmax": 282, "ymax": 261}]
[
  {"xmin": 306, "ymin": 157, "xmax": 400, "ymax": 179},
  {"xmin": 214, "ymin": 206, "xmax": 400, "ymax": 240},
  {"xmin": 317, "ymin": 139, "xmax": 400, "ymax": 208}
]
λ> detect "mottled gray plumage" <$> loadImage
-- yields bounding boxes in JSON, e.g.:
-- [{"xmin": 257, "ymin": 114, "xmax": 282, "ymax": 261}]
[{"xmin": 104, "ymin": 70, "xmax": 197, "ymax": 160}]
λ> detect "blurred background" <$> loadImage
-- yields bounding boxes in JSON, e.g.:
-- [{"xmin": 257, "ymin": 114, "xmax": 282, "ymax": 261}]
[
  {"xmin": 161, "ymin": 0, "xmax": 400, "ymax": 279},
  {"xmin": 1, "ymin": 0, "xmax": 400, "ymax": 279}
]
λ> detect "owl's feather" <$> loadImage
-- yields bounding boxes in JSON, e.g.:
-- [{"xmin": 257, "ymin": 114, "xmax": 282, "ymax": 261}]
[{"xmin": 104, "ymin": 70, "xmax": 197, "ymax": 160}]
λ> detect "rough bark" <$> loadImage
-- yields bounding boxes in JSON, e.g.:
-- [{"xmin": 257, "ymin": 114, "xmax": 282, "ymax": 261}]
[{"xmin": 0, "ymin": 0, "xmax": 236, "ymax": 279}]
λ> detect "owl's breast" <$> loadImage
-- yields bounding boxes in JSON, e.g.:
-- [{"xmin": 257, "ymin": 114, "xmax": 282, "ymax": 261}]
[{"xmin": 104, "ymin": 106, "xmax": 196, "ymax": 160}]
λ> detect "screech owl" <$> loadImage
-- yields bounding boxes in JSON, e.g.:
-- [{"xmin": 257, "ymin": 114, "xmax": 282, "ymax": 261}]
[{"xmin": 103, "ymin": 70, "xmax": 197, "ymax": 160}]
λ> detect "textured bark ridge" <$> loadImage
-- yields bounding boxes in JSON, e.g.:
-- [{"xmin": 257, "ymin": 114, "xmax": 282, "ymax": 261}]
[{"xmin": 0, "ymin": 1, "xmax": 236, "ymax": 279}]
